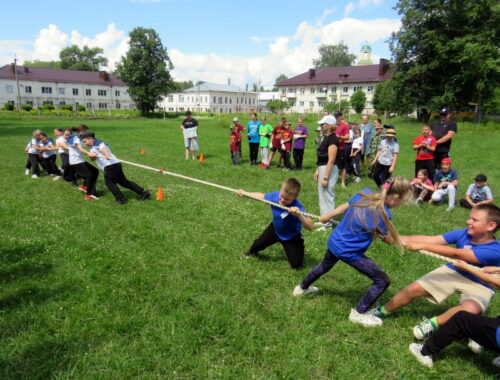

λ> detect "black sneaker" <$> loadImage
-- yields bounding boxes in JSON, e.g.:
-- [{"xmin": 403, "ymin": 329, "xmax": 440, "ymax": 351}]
[
  {"xmin": 242, "ymin": 251, "xmax": 255, "ymax": 259},
  {"xmin": 115, "ymin": 199, "xmax": 127, "ymax": 205},
  {"xmin": 140, "ymin": 191, "xmax": 151, "ymax": 201}
]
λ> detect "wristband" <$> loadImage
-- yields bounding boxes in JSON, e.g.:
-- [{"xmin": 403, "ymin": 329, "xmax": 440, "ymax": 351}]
[{"xmin": 323, "ymin": 177, "xmax": 328, "ymax": 181}]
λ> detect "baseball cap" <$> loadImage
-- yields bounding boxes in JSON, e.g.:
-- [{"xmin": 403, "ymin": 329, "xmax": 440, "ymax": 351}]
[
  {"xmin": 317, "ymin": 115, "xmax": 336, "ymax": 125},
  {"xmin": 385, "ymin": 128, "xmax": 396, "ymax": 137},
  {"xmin": 441, "ymin": 157, "xmax": 452, "ymax": 165},
  {"xmin": 232, "ymin": 117, "xmax": 239, "ymax": 122},
  {"xmin": 440, "ymin": 107, "xmax": 451, "ymax": 115},
  {"xmin": 474, "ymin": 174, "xmax": 487, "ymax": 182}
]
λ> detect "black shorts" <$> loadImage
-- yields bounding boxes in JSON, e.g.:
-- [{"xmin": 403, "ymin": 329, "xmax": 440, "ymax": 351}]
[
  {"xmin": 271, "ymin": 147, "xmax": 280, "ymax": 153},
  {"xmin": 336, "ymin": 151, "xmax": 347, "ymax": 169}
]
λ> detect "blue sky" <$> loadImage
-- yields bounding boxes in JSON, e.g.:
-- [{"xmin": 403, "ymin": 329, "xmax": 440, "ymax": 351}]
[{"xmin": 0, "ymin": 0, "xmax": 401, "ymax": 87}]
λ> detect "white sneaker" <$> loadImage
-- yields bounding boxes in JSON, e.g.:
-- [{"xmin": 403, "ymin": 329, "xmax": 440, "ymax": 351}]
[
  {"xmin": 31, "ymin": 174, "xmax": 39, "ymax": 179},
  {"xmin": 341, "ymin": 183, "xmax": 346, "ymax": 188},
  {"xmin": 354, "ymin": 176, "xmax": 361, "ymax": 182},
  {"xmin": 293, "ymin": 285, "xmax": 319, "ymax": 296},
  {"xmin": 348, "ymin": 308, "xmax": 382, "ymax": 327},
  {"xmin": 493, "ymin": 357, "xmax": 500, "ymax": 367},
  {"xmin": 409, "ymin": 343, "xmax": 433, "ymax": 368},
  {"xmin": 468, "ymin": 339, "xmax": 484, "ymax": 354},
  {"xmin": 415, "ymin": 198, "xmax": 423, "ymax": 205},
  {"xmin": 25, "ymin": 169, "xmax": 30, "ymax": 175},
  {"xmin": 413, "ymin": 318, "xmax": 436, "ymax": 339},
  {"xmin": 52, "ymin": 175, "xmax": 62, "ymax": 181},
  {"xmin": 446, "ymin": 206, "xmax": 455, "ymax": 212}
]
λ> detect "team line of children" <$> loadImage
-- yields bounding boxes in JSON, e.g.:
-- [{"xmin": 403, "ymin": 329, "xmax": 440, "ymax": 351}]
[
  {"xmin": 237, "ymin": 176, "xmax": 500, "ymax": 369},
  {"xmin": 25, "ymin": 125, "xmax": 151, "ymax": 204}
]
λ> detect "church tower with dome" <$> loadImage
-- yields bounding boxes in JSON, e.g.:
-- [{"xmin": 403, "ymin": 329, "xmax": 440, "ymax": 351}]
[{"xmin": 357, "ymin": 42, "xmax": 373, "ymax": 65}]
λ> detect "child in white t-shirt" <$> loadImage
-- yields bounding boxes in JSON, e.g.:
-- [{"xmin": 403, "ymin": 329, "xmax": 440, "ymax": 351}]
[{"xmin": 350, "ymin": 127, "xmax": 363, "ymax": 182}]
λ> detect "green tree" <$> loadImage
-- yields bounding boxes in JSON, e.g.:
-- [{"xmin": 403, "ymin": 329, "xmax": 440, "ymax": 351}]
[
  {"xmin": 324, "ymin": 99, "xmax": 350, "ymax": 113},
  {"xmin": 22, "ymin": 60, "xmax": 61, "ymax": 69},
  {"xmin": 313, "ymin": 42, "xmax": 356, "ymax": 68},
  {"xmin": 172, "ymin": 80, "xmax": 194, "ymax": 91},
  {"xmin": 116, "ymin": 27, "xmax": 174, "ymax": 115},
  {"xmin": 266, "ymin": 99, "xmax": 289, "ymax": 113},
  {"xmin": 59, "ymin": 45, "xmax": 108, "ymax": 71},
  {"xmin": 273, "ymin": 74, "xmax": 288, "ymax": 90},
  {"xmin": 372, "ymin": 79, "xmax": 413, "ymax": 116},
  {"xmin": 390, "ymin": 0, "xmax": 500, "ymax": 122},
  {"xmin": 350, "ymin": 91, "xmax": 366, "ymax": 114}
]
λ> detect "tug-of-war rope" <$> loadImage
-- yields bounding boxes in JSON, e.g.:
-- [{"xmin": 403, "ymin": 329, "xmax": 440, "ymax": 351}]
[{"xmin": 114, "ymin": 156, "xmax": 498, "ymax": 278}]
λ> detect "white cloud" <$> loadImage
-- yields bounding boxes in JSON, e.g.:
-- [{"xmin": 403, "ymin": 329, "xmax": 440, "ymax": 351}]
[
  {"xmin": 33, "ymin": 24, "xmax": 69, "ymax": 61},
  {"xmin": 316, "ymin": 7, "xmax": 337, "ymax": 26},
  {"xmin": 345, "ymin": 0, "xmax": 383, "ymax": 18},
  {"xmin": 344, "ymin": 2, "xmax": 356, "ymax": 18}
]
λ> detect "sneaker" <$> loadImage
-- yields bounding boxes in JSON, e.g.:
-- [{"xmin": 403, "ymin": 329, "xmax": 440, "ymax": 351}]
[
  {"xmin": 446, "ymin": 206, "xmax": 455, "ymax": 212},
  {"xmin": 493, "ymin": 357, "xmax": 500, "ymax": 367},
  {"xmin": 354, "ymin": 176, "xmax": 361, "ymax": 182},
  {"xmin": 468, "ymin": 339, "xmax": 483, "ymax": 354},
  {"xmin": 293, "ymin": 285, "xmax": 319, "ymax": 296},
  {"xmin": 85, "ymin": 195, "xmax": 99, "ymax": 200},
  {"xmin": 341, "ymin": 183, "xmax": 346, "ymax": 188},
  {"xmin": 409, "ymin": 343, "xmax": 433, "ymax": 368},
  {"xmin": 367, "ymin": 306, "xmax": 391, "ymax": 319},
  {"xmin": 140, "ymin": 191, "xmax": 151, "ymax": 201},
  {"xmin": 79, "ymin": 186, "xmax": 87, "ymax": 192},
  {"xmin": 416, "ymin": 198, "xmax": 423, "ymax": 205},
  {"xmin": 25, "ymin": 169, "xmax": 30, "ymax": 175},
  {"xmin": 258, "ymin": 163, "xmax": 266, "ymax": 167},
  {"xmin": 31, "ymin": 174, "xmax": 39, "ymax": 179},
  {"xmin": 413, "ymin": 318, "xmax": 436, "ymax": 339},
  {"xmin": 115, "ymin": 199, "xmax": 127, "ymax": 205},
  {"xmin": 241, "ymin": 251, "xmax": 255, "ymax": 259},
  {"xmin": 52, "ymin": 175, "xmax": 62, "ymax": 181},
  {"xmin": 348, "ymin": 308, "xmax": 382, "ymax": 327}
]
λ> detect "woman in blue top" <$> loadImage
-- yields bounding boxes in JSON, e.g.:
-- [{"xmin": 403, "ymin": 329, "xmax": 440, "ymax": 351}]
[
  {"xmin": 293, "ymin": 177, "xmax": 412, "ymax": 327},
  {"xmin": 247, "ymin": 113, "xmax": 261, "ymax": 165}
]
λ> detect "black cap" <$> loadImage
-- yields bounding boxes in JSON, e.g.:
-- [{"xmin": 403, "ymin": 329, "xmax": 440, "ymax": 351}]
[
  {"xmin": 383, "ymin": 124, "xmax": 395, "ymax": 129},
  {"xmin": 474, "ymin": 174, "xmax": 487, "ymax": 182},
  {"xmin": 333, "ymin": 111, "xmax": 343, "ymax": 118},
  {"xmin": 439, "ymin": 107, "xmax": 451, "ymax": 115},
  {"xmin": 80, "ymin": 131, "xmax": 95, "ymax": 140}
]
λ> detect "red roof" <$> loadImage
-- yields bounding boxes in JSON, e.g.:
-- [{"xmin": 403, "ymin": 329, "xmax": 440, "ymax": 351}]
[
  {"xmin": 0, "ymin": 64, "xmax": 128, "ymax": 86},
  {"xmin": 277, "ymin": 60, "xmax": 392, "ymax": 86}
]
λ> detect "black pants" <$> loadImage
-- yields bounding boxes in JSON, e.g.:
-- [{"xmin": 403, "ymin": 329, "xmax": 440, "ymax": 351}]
[
  {"xmin": 372, "ymin": 162, "xmax": 391, "ymax": 187},
  {"xmin": 415, "ymin": 159, "xmax": 435, "ymax": 182},
  {"xmin": 281, "ymin": 150, "xmax": 291, "ymax": 169},
  {"xmin": 248, "ymin": 222, "xmax": 304, "ymax": 269},
  {"xmin": 71, "ymin": 162, "xmax": 99, "ymax": 196},
  {"xmin": 237, "ymin": 141, "xmax": 242, "ymax": 158},
  {"xmin": 43, "ymin": 155, "xmax": 62, "ymax": 176},
  {"xmin": 230, "ymin": 151, "xmax": 239, "ymax": 165},
  {"xmin": 293, "ymin": 148, "xmax": 304, "ymax": 170},
  {"xmin": 434, "ymin": 151, "xmax": 449, "ymax": 169},
  {"xmin": 60, "ymin": 153, "xmax": 77, "ymax": 183},
  {"xmin": 104, "ymin": 163, "xmax": 144, "ymax": 201},
  {"xmin": 249, "ymin": 142, "xmax": 259, "ymax": 164},
  {"xmin": 28, "ymin": 153, "xmax": 42, "ymax": 176},
  {"xmin": 421, "ymin": 311, "xmax": 500, "ymax": 356},
  {"xmin": 344, "ymin": 143, "xmax": 353, "ymax": 174}
]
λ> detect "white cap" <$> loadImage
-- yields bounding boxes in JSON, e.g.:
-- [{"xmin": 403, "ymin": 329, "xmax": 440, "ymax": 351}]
[
  {"xmin": 232, "ymin": 117, "xmax": 239, "ymax": 122},
  {"xmin": 317, "ymin": 115, "xmax": 336, "ymax": 125}
]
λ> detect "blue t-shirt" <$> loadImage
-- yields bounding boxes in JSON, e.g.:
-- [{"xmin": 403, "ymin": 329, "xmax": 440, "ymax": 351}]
[
  {"xmin": 443, "ymin": 229, "xmax": 500, "ymax": 291},
  {"xmin": 327, "ymin": 188, "xmax": 392, "ymax": 262},
  {"xmin": 265, "ymin": 191, "xmax": 306, "ymax": 241},
  {"xmin": 247, "ymin": 121, "xmax": 261, "ymax": 143},
  {"xmin": 497, "ymin": 327, "xmax": 500, "ymax": 348},
  {"xmin": 433, "ymin": 169, "xmax": 458, "ymax": 187}
]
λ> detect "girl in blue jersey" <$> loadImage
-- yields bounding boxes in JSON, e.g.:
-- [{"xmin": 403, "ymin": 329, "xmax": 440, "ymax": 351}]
[{"xmin": 293, "ymin": 176, "xmax": 412, "ymax": 327}]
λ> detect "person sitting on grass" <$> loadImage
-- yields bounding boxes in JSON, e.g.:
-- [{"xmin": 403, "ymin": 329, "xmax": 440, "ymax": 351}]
[
  {"xmin": 430, "ymin": 157, "xmax": 458, "ymax": 211},
  {"xmin": 81, "ymin": 131, "xmax": 151, "ymax": 205},
  {"xmin": 411, "ymin": 169, "xmax": 434, "ymax": 205},
  {"xmin": 293, "ymin": 177, "xmax": 412, "ymax": 328},
  {"xmin": 369, "ymin": 204, "xmax": 500, "ymax": 340},
  {"xmin": 236, "ymin": 178, "xmax": 313, "ymax": 269},
  {"xmin": 459, "ymin": 174, "xmax": 494, "ymax": 209},
  {"xmin": 409, "ymin": 260, "xmax": 500, "ymax": 369}
]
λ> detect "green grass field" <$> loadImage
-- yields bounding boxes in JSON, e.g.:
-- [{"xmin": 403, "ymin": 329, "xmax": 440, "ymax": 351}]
[{"xmin": 0, "ymin": 114, "xmax": 498, "ymax": 379}]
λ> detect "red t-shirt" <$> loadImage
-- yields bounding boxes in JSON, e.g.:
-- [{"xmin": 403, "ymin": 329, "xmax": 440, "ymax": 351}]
[
  {"xmin": 413, "ymin": 135, "xmax": 436, "ymax": 160},
  {"xmin": 271, "ymin": 126, "xmax": 284, "ymax": 149},
  {"xmin": 334, "ymin": 122, "xmax": 350, "ymax": 150},
  {"xmin": 229, "ymin": 132, "xmax": 239, "ymax": 151},
  {"xmin": 281, "ymin": 129, "xmax": 293, "ymax": 151},
  {"xmin": 234, "ymin": 124, "xmax": 244, "ymax": 141}
]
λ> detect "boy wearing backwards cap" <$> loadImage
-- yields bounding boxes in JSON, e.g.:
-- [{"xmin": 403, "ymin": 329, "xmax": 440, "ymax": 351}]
[
  {"xmin": 371, "ymin": 126, "xmax": 399, "ymax": 187},
  {"xmin": 430, "ymin": 157, "xmax": 458, "ymax": 211},
  {"xmin": 459, "ymin": 174, "xmax": 494, "ymax": 209},
  {"xmin": 81, "ymin": 132, "xmax": 151, "ymax": 204}
]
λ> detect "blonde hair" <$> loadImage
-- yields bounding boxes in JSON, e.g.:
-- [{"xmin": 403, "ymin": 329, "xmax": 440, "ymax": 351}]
[
  {"xmin": 32, "ymin": 129, "xmax": 43, "ymax": 137},
  {"xmin": 351, "ymin": 176, "xmax": 412, "ymax": 252}
]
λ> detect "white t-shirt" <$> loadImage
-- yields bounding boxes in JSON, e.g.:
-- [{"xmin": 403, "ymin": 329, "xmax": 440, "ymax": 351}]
[
  {"xmin": 67, "ymin": 135, "xmax": 85, "ymax": 165},
  {"xmin": 41, "ymin": 138, "xmax": 57, "ymax": 158},
  {"xmin": 352, "ymin": 136, "xmax": 363, "ymax": 150},
  {"xmin": 27, "ymin": 138, "xmax": 38, "ymax": 154},
  {"xmin": 56, "ymin": 136, "xmax": 68, "ymax": 154},
  {"xmin": 90, "ymin": 139, "xmax": 118, "ymax": 170},
  {"xmin": 377, "ymin": 139, "xmax": 399, "ymax": 166},
  {"xmin": 466, "ymin": 184, "xmax": 493, "ymax": 202}
]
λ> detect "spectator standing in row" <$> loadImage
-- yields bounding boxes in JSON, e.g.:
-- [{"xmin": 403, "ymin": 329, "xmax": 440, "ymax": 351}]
[
  {"xmin": 232, "ymin": 117, "xmax": 244, "ymax": 158},
  {"xmin": 247, "ymin": 113, "xmax": 261, "ymax": 165},
  {"xmin": 413, "ymin": 124, "xmax": 437, "ymax": 181},
  {"xmin": 371, "ymin": 126, "xmax": 399, "ymax": 187},
  {"xmin": 358, "ymin": 115, "xmax": 375, "ymax": 171},
  {"xmin": 180, "ymin": 111, "xmax": 199, "ymax": 160},
  {"xmin": 259, "ymin": 117, "xmax": 273, "ymax": 167},
  {"xmin": 333, "ymin": 111, "xmax": 350, "ymax": 188},
  {"xmin": 292, "ymin": 118, "xmax": 309, "ymax": 171},
  {"xmin": 430, "ymin": 107, "xmax": 457, "ymax": 168}
]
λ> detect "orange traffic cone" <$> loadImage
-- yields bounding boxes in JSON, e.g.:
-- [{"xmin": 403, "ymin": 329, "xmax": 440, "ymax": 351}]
[
  {"xmin": 198, "ymin": 153, "xmax": 205, "ymax": 163},
  {"xmin": 140, "ymin": 148, "xmax": 145, "ymax": 155},
  {"xmin": 156, "ymin": 187, "xmax": 164, "ymax": 200}
]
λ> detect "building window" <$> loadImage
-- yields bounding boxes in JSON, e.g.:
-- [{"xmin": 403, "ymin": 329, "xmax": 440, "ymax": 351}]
[
  {"xmin": 86, "ymin": 89, "xmax": 92, "ymax": 96},
  {"xmin": 168, "ymin": 107, "xmax": 174, "ymax": 111},
  {"xmin": 318, "ymin": 101, "xmax": 324, "ymax": 107},
  {"xmin": 331, "ymin": 86, "xmax": 337, "ymax": 93},
  {"xmin": 218, "ymin": 97, "xmax": 222, "ymax": 104},
  {"xmin": 98, "ymin": 103, "xmax": 108, "ymax": 109},
  {"xmin": 342, "ymin": 86, "xmax": 349, "ymax": 93},
  {"xmin": 299, "ymin": 101, "xmax": 304, "ymax": 106},
  {"xmin": 353, "ymin": 86, "xmax": 363, "ymax": 92},
  {"xmin": 42, "ymin": 87, "xmax": 52, "ymax": 94},
  {"xmin": 60, "ymin": 101, "xmax": 66, "ymax": 106},
  {"xmin": 115, "ymin": 90, "xmax": 120, "ymax": 97},
  {"xmin": 229, "ymin": 98, "xmax": 232, "ymax": 104},
  {"xmin": 116, "ymin": 102, "xmax": 121, "ymax": 109},
  {"xmin": 281, "ymin": 88, "xmax": 286, "ymax": 95},
  {"xmin": 25, "ymin": 86, "xmax": 32, "ymax": 94},
  {"xmin": 6, "ymin": 85, "xmax": 14, "ymax": 93},
  {"xmin": 241, "ymin": 97, "xmax": 243, "ymax": 104},
  {"xmin": 179, "ymin": 107, "xmax": 184, "ymax": 111},
  {"xmin": 98, "ymin": 89, "xmax": 107, "ymax": 96},
  {"xmin": 43, "ymin": 100, "xmax": 53, "ymax": 105},
  {"xmin": 299, "ymin": 88, "xmax": 304, "ymax": 94},
  {"xmin": 179, "ymin": 96, "xmax": 184, "ymax": 102},
  {"xmin": 26, "ymin": 100, "xmax": 33, "ymax": 106},
  {"xmin": 289, "ymin": 101, "xmax": 295, "ymax": 107},
  {"xmin": 310, "ymin": 87, "xmax": 315, "ymax": 94},
  {"xmin": 309, "ymin": 101, "xmax": 314, "ymax": 107},
  {"xmin": 367, "ymin": 85, "xmax": 374, "ymax": 92},
  {"xmin": 213, "ymin": 96, "xmax": 216, "ymax": 103},
  {"xmin": 59, "ymin": 88, "xmax": 65, "ymax": 95},
  {"xmin": 72, "ymin": 88, "xmax": 78, "ymax": 96},
  {"xmin": 225, "ymin": 97, "xmax": 227, "ymax": 103},
  {"xmin": 168, "ymin": 95, "xmax": 173, "ymax": 102},
  {"xmin": 86, "ymin": 102, "xmax": 93, "ymax": 109}
]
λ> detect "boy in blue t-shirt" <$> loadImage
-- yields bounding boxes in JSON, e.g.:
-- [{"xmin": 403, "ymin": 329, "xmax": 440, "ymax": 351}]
[
  {"xmin": 430, "ymin": 157, "xmax": 458, "ymax": 211},
  {"xmin": 236, "ymin": 178, "xmax": 313, "ymax": 268},
  {"xmin": 371, "ymin": 204, "xmax": 500, "ymax": 340}
]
